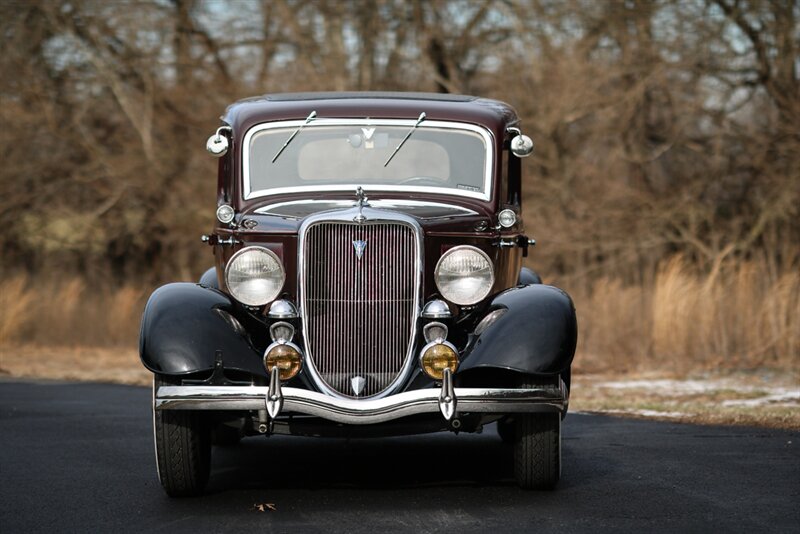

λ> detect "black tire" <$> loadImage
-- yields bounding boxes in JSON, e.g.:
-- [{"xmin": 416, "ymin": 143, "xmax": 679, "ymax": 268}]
[
  {"xmin": 514, "ymin": 412, "xmax": 561, "ymax": 490},
  {"xmin": 153, "ymin": 375, "xmax": 212, "ymax": 497},
  {"xmin": 497, "ymin": 417, "xmax": 516, "ymax": 443}
]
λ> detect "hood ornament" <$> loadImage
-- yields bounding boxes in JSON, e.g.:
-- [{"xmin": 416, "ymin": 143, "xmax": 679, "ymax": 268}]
[
  {"xmin": 351, "ymin": 376, "xmax": 366, "ymax": 396},
  {"xmin": 354, "ymin": 186, "xmax": 370, "ymax": 223}
]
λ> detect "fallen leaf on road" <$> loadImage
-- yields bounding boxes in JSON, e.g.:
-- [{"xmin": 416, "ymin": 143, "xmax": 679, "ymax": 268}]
[{"xmin": 253, "ymin": 503, "xmax": 277, "ymax": 512}]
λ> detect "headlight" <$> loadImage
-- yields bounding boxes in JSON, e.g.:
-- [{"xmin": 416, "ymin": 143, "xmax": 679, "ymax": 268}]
[
  {"xmin": 224, "ymin": 246, "xmax": 285, "ymax": 306},
  {"xmin": 434, "ymin": 246, "xmax": 494, "ymax": 305}
]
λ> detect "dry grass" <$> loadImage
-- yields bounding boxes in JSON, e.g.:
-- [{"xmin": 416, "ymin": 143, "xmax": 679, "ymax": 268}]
[
  {"xmin": 0, "ymin": 276, "xmax": 34, "ymax": 343},
  {"xmin": 0, "ymin": 345, "xmax": 149, "ymax": 386},
  {"xmin": 573, "ymin": 256, "xmax": 800, "ymax": 375},
  {"xmin": 0, "ymin": 275, "xmax": 147, "ymax": 347}
]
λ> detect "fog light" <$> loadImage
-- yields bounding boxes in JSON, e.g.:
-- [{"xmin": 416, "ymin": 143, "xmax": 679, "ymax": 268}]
[
  {"xmin": 264, "ymin": 343, "xmax": 302, "ymax": 380},
  {"xmin": 420, "ymin": 342, "xmax": 459, "ymax": 380}
]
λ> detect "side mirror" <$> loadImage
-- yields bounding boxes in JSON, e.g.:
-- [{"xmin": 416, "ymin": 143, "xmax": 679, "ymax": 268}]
[
  {"xmin": 206, "ymin": 126, "xmax": 231, "ymax": 157},
  {"xmin": 510, "ymin": 134, "xmax": 534, "ymax": 158}
]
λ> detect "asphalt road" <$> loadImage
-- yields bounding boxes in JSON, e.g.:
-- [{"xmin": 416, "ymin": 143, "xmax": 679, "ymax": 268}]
[{"xmin": 1, "ymin": 380, "xmax": 798, "ymax": 533}]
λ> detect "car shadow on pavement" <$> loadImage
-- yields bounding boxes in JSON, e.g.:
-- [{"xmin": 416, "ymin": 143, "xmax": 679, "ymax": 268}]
[
  {"xmin": 206, "ymin": 420, "xmax": 603, "ymax": 494},
  {"xmin": 210, "ymin": 427, "xmax": 514, "ymax": 491}
]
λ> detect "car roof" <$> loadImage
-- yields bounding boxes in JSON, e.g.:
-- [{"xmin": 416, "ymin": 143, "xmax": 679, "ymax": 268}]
[{"xmin": 222, "ymin": 92, "xmax": 520, "ymax": 138}]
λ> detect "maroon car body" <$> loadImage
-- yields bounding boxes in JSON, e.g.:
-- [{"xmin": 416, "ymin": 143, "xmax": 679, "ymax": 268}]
[{"xmin": 140, "ymin": 92, "xmax": 577, "ymax": 496}]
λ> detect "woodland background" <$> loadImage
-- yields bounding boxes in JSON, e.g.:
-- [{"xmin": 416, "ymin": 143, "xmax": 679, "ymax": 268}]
[{"xmin": 0, "ymin": 0, "xmax": 798, "ymax": 375}]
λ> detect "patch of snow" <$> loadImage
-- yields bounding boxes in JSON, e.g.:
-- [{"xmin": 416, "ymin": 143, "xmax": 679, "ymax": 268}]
[
  {"xmin": 595, "ymin": 409, "xmax": 688, "ymax": 418},
  {"xmin": 721, "ymin": 391, "xmax": 800, "ymax": 407},
  {"xmin": 599, "ymin": 379, "xmax": 720, "ymax": 393},
  {"xmin": 596, "ymin": 378, "xmax": 798, "ymax": 398}
]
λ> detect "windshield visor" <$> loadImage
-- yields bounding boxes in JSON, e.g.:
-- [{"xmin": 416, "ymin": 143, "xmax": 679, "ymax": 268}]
[{"xmin": 243, "ymin": 120, "xmax": 493, "ymax": 201}]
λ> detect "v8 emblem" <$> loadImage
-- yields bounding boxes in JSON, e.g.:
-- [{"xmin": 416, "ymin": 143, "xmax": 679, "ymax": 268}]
[{"xmin": 352, "ymin": 240, "xmax": 367, "ymax": 260}]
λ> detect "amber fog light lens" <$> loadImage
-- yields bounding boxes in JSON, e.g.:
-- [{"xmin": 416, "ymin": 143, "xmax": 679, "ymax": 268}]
[
  {"xmin": 264, "ymin": 344, "xmax": 302, "ymax": 380},
  {"xmin": 420, "ymin": 343, "xmax": 459, "ymax": 380}
]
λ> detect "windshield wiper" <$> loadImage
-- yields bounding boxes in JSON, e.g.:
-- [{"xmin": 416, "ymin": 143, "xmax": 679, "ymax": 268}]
[
  {"xmin": 384, "ymin": 112, "xmax": 426, "ymax": 167},
  {"xmin": 272, "ymin": 110, "xmax": 317, "ymax": 163}
]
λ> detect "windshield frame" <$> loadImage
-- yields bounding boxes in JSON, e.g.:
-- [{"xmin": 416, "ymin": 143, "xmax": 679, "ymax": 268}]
[{"xmin": 241, "ymin": 118, "xmax": 494, "ymax": 202}]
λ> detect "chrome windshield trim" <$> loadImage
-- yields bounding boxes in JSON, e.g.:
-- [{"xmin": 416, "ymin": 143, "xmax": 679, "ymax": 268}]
[
  {"xmin": 253, "ymin": 199, "xmax": 480, "ymax": 218},
  {"xmin": 155, "ymin": 385, "xmax": 567, "ymax": 424},
  {"xmin": 242, "ymin": 119, "xmax": 494, "ymax": 202},
  {"xmin": 297, "ymin": 207, "xmax": 423, "ymax": 400}
]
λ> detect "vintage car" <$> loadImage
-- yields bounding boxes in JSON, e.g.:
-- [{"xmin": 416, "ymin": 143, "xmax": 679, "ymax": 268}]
[{"xmin": 139, "ymin": 92, "xmax": 577, "ymax": 496}]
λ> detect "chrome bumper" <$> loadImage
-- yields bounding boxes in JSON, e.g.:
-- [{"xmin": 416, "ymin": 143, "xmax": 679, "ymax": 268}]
[{"xmin": 155, "ymin": 371, "xmax": 567, "ymax": 425}]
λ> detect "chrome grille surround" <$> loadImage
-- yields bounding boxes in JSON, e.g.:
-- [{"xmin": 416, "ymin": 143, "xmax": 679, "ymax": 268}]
[{"xmin": 298, "ymin": 207, "xmax": 423, "ymax": 399}]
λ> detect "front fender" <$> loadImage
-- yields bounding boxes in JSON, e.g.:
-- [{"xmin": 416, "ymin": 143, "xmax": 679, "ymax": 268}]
[
  {"xmin": 459, "ymin": 284, "xmax": 577, "ymax": 375},
  {"xmin": 139, "ymin": 283, "xmax": 266, "ymax": 377}
]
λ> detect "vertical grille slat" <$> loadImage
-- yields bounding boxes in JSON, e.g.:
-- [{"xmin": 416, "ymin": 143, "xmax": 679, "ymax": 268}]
[{"xmin": 302, "ymin": 221, "xmax": 417, "ymax": 398}]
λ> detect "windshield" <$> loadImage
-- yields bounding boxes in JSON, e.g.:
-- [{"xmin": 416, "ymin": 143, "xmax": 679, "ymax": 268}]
[{"xmin": 243, "ymin": 119, "xmax": 492, "ymax": 201}]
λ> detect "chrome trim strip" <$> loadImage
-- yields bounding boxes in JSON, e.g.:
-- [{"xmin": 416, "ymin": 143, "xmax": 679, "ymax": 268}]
[
  {"xmin": 155, "ymin": 385, "xmax": 567, "ymax": 424},
  {"xmin": 297, "ymin": 207, "xmax": 424, "ymax": 400},
  {"xmin": 253, "ymin": 199, "xmax": 480, "ymax": 218},
  {"xmin": 242, "ymin": 119, "xmax": 495, "ymax": 202}
]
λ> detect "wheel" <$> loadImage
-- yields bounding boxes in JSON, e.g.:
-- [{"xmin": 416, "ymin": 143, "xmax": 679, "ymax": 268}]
[
  {"xmin": 497, "ymin": 417, "xmax": 515, "ymax": 443},
  {"xmin": 153, "ymin": 375, "xmax": 212, "ymax": 497},
  {"xmin": 514, "ymin": 412, "xmax": 561, "ymax": 489}
]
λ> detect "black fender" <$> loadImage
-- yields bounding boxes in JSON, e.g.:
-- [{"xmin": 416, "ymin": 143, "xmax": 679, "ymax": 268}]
[
  {"xmin": 458, "ymin": 284, "xmax": 577, "ymax": 375},
  {"xmin": 139, "ymin": 283, "xmax": 266, "ymax": 377},
  {"xmin": 518, "ymin": 267, "xmax": 542, "ymax": 285},
  {"xmin": 198, "ymin": 267, "xmax": 219, "ymax": 289}
]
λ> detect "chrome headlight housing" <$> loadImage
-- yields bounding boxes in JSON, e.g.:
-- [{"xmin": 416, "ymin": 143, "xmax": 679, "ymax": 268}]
[
  {"xmin": 434, "ymin": 245, "xmax": 495, "ymax": 306},
  {"xmin": 224, "ymin": 246, "xmax": 285, "ymax": 306}
]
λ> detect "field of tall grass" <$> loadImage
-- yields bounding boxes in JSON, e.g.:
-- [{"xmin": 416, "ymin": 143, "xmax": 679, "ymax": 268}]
[
  {"xmin": 1, "ymin": 256, "xmax": 798, "ymax": 376},
  {"xmin": 573, "ymin": 257, "xmax": 799, "ymax": 375}
]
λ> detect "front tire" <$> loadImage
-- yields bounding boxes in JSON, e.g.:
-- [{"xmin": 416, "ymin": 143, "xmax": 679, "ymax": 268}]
[
  {"xmin": 514, "ymin": 412, "xmax": 561, "ymax": 489},
  {"xmin": 497, "ymin": 417, "xmax": 515, "ymax": 443},
  {"xmin": 153, "ymin": 375, "xmax": 212, "ymax": 497}
]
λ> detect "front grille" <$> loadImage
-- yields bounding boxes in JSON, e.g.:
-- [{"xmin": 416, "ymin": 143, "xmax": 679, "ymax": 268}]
[{"xmin": 302, "ymin": 221, "xmax": 417, "ymax": 398}]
